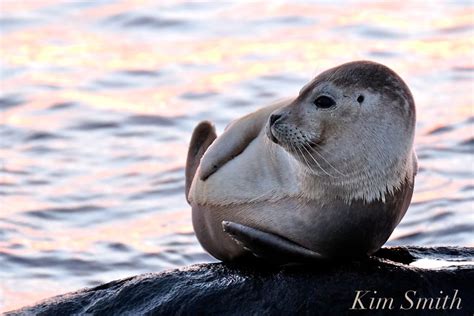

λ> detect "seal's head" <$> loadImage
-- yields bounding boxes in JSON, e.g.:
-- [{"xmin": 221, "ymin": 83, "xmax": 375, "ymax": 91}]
[{"xmin": 267, "ymin": 61, "xmax": 416, "ymax": 202}]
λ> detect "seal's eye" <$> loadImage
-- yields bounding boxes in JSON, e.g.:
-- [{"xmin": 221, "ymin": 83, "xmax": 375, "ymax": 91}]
[
  {"xmin": 357, "ymin": 95, "xmax": 364, "ymax": 103},
  {"xmin": 314, "ymin": 96, "xmax": 336, "ymax": 109}
]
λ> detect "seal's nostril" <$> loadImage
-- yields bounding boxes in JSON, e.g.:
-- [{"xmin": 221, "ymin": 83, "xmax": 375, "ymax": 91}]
[{"xmin": 270, "ymin": 114, "xmax": 282, "ymax": 126}]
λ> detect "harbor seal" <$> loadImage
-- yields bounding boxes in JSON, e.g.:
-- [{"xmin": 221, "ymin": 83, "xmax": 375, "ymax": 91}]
[{"xmin": 185, "ymin": 61, "xmax": 417, "ymax": 263}]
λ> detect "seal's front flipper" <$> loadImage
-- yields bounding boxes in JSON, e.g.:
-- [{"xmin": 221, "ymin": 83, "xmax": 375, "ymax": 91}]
[
  {"xmin": 222, "ymin": 221, "xmax": 326, "ymax": 264},
  {"xmin": 185, "ymin": 121, "xmax": 217, "ymax": 203},
  {"xmin": 199, "ymin": 99, "xmax": 292, "ymax": 181},
  {"xmin": 198, "ymin": 114, "xmax": 262, "ymax": 181}
]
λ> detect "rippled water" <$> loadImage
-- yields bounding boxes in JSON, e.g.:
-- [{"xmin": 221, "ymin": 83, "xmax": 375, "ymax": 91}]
[{"xmin": 0, "ymin": 0, "xmax": 473, "ymax": 312}]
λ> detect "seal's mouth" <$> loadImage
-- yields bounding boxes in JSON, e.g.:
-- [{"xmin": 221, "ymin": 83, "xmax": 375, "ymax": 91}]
[
  {"xmin": 269, "ymin": 130, "xmax": 279, "ymax": 144},
  {"xmin": 307, "ymin": 138, "xmax": 323, "ymax": 149},
  {"xmin": 266, "ymin": 125, "xmax": 279, "ymax": 144}
]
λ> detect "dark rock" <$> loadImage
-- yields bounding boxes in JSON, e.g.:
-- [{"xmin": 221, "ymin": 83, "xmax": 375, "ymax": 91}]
[{"xmin": 7, "ymin": 247, "xmax": 474, "ymax": 316}]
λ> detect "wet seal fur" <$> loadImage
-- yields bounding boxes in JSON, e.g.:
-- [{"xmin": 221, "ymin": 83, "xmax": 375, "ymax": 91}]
[{"xmin": 185, "ymin": 61, "xmax": 417, "ymax": 263}]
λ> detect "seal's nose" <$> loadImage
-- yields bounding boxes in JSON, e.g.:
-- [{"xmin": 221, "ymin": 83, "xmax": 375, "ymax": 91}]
[{"xmin": 269, "ymin": 114, "xmax": 282, "ymax": 126}]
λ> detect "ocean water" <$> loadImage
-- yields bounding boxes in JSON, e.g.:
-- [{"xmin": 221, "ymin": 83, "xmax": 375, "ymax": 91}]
[{"xmin": 0, "ymin": 0, "xmax": 473, "ymax": 312}]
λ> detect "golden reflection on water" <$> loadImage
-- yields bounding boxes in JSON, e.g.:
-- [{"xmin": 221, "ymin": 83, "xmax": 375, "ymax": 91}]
[
  {"xmin": 1, "ymin": 3, "xmax": 472, "ymax": 119},
  {"xmin": 3, "ymin": 30, "xmax": 472, "ymax": 118},
  {"xmin": 0, "ymin": 209, "xmax": 192, "ymax": 255}
]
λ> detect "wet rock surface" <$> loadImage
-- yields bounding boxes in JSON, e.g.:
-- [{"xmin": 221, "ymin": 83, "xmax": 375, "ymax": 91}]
[{"xmin": 8, "ymin": 247, "xmax": 473, "ymax": 316}]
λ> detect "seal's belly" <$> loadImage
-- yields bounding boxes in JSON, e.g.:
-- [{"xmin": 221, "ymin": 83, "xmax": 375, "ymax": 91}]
[{"xmin": 192, "ymin": 195, "xmax": 407, "ymax": 261}]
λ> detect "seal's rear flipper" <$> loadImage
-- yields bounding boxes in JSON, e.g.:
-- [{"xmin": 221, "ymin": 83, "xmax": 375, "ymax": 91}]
[
  {"xmin": 222, "ymin": 221, "xmax": 326, "ymax": 264},
  {"xmin": 185, "ymin": 121, "xmax": 217, "ymax": 203}
]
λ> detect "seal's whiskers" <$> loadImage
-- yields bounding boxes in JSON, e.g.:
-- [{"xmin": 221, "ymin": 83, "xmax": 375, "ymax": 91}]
[
  {"xmin": 300, "ymin": 143, "xmax": 336, "ymax": 178},
  {"xmin": 302, "ymin": 140, "xmax": 348, "ymax": 178},
  {"xmin": 291, "ymin": 143, "xmax": 321, "ymax": 177}
]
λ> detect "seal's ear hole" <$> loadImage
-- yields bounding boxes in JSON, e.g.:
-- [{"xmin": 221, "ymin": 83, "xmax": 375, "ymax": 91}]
[{"xmin": 357, "ymin": 95, "xmax": 365, "ymax": 103}]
